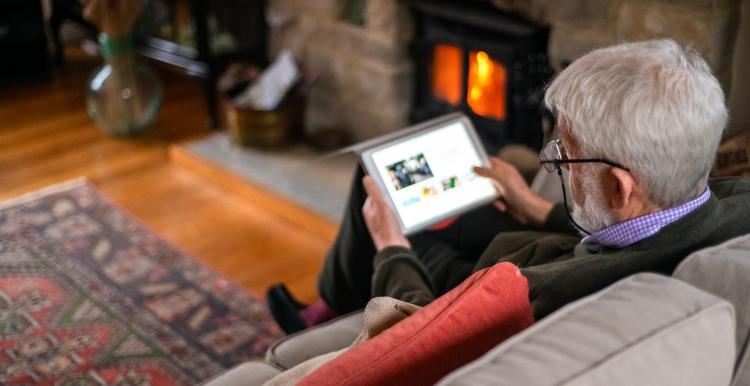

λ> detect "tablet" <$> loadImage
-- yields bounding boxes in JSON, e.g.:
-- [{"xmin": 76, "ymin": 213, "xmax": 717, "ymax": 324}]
[{"xmin": 359, "ymin": 113, "xmax": 498, "ymax": 235}]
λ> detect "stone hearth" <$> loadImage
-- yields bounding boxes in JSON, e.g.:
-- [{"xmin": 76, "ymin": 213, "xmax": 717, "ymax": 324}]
[{"xmin": 177, "ymin": 134, "xmax": 356, "ymax": 221}]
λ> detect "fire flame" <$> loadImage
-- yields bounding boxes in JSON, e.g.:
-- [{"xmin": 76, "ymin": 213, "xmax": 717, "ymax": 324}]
[
  {"xmin": 468, "ymin": 51, "xmax": 506, "ymax": 120},
  {"xmin": 430, "ymin": 45, "xmax": 506, "ymax": 120}
]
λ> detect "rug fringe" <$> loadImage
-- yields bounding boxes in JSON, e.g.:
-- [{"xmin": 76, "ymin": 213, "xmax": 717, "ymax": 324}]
[{"xmin": 0, "ymin": 177, "xmax": 89, "ymax": 210}]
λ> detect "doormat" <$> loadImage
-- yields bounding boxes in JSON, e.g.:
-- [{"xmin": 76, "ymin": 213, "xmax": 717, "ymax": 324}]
[{"xmin": 0, "ymin": 179, "xmax": 281, "ymax": 385}]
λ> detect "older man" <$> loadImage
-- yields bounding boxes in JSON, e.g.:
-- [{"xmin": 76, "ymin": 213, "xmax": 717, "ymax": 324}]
[{"xmin": 269, "ymin": 39, "xmax": 750, "ymax": 333}]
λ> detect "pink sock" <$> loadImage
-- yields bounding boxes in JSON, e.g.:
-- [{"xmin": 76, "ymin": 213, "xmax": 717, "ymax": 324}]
[{"xmin": 299, "ymin": 299, "xmax": 338, "ymax": 327}]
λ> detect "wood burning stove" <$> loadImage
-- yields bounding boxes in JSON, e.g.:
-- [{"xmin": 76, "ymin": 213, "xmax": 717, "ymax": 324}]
[{"xmin": 408, "ymin": 0, "xmax": 552, "ymax": 154}]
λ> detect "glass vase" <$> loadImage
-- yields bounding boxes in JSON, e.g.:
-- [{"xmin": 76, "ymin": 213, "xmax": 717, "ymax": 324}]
[{"xmin": 86, "ymin": 33, "xmax": 162, "ymax": 137}]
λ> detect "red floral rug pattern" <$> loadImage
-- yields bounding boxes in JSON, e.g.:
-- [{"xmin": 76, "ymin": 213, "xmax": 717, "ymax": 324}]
[{"xmin": 0, "ymin": 180, "xmax": 282, "ymax": 385}]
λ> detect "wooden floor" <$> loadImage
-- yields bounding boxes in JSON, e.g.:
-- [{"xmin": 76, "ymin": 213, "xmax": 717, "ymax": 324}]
[{"xmin": 0, "ymin": 49, "xmax": 334, "ymax": 304}]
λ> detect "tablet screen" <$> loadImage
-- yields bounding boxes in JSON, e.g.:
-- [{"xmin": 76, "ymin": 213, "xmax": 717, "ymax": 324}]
[{"xmin": 367, "ymin": 118, "xmax": 497, "ymax": 233}]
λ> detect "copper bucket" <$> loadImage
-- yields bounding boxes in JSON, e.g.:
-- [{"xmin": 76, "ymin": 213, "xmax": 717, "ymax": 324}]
[{"xmin": 224, "ymin": 87, "xmax": 305, "ymax": 149}]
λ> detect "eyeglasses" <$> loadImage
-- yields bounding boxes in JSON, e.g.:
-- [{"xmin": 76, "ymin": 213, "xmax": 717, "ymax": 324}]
[
  {"xmin": 537, "ymin": 139, "xmax": 630, "ymax": 235},
  {"xmin": 539, "ymin": 139, "xmax": 630, "ymax": 174}
]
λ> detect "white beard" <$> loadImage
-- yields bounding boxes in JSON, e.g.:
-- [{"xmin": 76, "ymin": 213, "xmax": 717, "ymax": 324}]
[{"xmin": 570, "ymin": 172, "xmax": 617, "ymax": 235}]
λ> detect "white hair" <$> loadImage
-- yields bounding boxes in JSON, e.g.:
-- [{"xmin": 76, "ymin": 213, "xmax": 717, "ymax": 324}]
[{"xmin": 545, "ymin": 39, "xmax": 728, "ymax": 208}]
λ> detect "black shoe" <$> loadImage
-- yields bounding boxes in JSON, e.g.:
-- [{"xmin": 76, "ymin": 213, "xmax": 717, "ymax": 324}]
[{"xmin": 266, "ymin": 283, "xmax": 307, "ymax": 334}]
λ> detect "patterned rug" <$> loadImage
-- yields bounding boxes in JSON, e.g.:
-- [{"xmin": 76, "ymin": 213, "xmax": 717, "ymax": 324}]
[{"xmin": 0, "ymin": 179, "xmax": 282, "ymax": 385}]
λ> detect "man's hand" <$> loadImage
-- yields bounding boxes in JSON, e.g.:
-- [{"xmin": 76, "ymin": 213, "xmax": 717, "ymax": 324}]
[
  {"xmin": 473, "ymin": 157, "xmax": 554, "ymax": 227},
  {"xmin": 362, "ymin": 176, "xmax": 411, "ymax": 252}
]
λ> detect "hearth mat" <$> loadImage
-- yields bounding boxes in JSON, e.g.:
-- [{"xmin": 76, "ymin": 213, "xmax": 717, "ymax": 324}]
[
  {"xmin": 184, "ymin": 133, "xmax": 356, "ymax": 221},
  {"xmin": 0, "ymin": 179, "xmax": 281, "ymax": 385}
]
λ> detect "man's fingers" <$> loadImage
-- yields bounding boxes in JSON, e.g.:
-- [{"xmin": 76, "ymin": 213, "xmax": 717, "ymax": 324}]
[
  {"xmin": 489, "ymin": 157, "xmax": 514, "ymax": 173},
  {"xmin": 489, "ymin": 156, "xmax": 505, "ymax": 167},
  {"xmin": 490, "ymin": 180, "xmax": 506, "ymax": 197},
  {"xmin": 362, "ymin": 176, "xmax": 380, "ymax": 199},
  {"xmin": 472, "ymin": 165, "xmax": 488, "ymax": 175},
  {"xmin": 493, "ymin": 200, "xmax": 507, "ymax": 212},
  {"xmin": 476, "ymin": 158, "xmax": 509, "ymax": 177},
  {"xmin": 363, "ymin": 196, "xmax": 372, "ymax": 212},
  {"xmin": 362, "ymin": 196, "xmax": 376, "ymax": 222},
  {"xmin": 362, "ymin": 176, "xmax": 389, "ymax": 207}
]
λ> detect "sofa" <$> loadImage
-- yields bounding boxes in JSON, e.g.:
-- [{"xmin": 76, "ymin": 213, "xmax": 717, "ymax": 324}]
[{"xmin": 204, "ymin": 231, "xmax": 750, "ymax": 385}]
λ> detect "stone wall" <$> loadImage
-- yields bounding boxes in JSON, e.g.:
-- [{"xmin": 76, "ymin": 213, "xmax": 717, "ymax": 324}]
[
  {"xmin": 728, "ymin": 0, "xmax": 749, "ymax": 137},
  {"xmin": 267, "ymin": 0, "xmax": 413, "ymax": 141},
  {"xmin": 268, "ymin": 0, "xmax": 743, "ymax": 140},
  {"xmin": 491, "ymin": 0, "xmax": 742, "ymax": 92}
]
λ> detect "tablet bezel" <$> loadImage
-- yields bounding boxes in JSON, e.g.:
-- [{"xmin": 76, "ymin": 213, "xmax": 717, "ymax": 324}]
[{"xmin": 359, "ymin": 113, "xmax": 498, "ymax": 235}]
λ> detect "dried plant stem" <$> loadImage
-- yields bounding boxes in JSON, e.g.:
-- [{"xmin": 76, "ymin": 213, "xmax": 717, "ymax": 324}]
[{"xmin": 82, "ymin": 0, "xmax": 143, "ymax": 37}]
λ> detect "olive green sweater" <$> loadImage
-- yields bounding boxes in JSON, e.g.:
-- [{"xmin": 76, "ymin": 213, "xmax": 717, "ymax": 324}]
[{"xmin": 371, "ymin": 177, "xmax": 750, "ymax": 320}]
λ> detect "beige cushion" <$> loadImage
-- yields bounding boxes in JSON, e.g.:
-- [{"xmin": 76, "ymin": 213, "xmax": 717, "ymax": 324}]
[
  {"xmin": 673, "ymin": 233, "xmax": 750, "ymax": 386},
  {"xmin": 201, "ymin": 362, "xmax": 280, "ymax": 386},
  {"xmin": 265, "ymin": 311, "xmax": 363, "ymax": 370},
  {"xmin": 437, "ymin": 273, "xmax": 735, "ymax": 386}
]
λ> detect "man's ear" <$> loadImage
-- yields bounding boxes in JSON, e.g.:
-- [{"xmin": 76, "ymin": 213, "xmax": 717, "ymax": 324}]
[{"xmin": 608, "ymin": 168, "xmax": 635, "ymax": 210}]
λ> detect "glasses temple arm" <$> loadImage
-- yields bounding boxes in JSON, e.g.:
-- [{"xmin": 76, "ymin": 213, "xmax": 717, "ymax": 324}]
[{"xmin": 556, "ymin": 167, "xmax": 592, "ymax": 236}]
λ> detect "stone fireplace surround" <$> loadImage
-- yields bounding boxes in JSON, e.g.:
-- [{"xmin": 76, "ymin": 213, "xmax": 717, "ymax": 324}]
[{"xmin": 268, "ymin": 0, "xmax": 743, "ymax": 141}]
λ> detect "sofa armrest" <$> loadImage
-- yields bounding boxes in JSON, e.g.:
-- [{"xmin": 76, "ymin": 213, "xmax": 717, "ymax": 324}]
[
  {"xmin": 265, "ymin": 311, "xmax": 363, "ymax": 370},
  {"xmin": 438, "ymin": 273, "xmax": 736, "ymax": 386},
  {"xmin": 201, "ymin": 362, "xmax": 280, "ymax": 386},
  {"xmin": 673, "ymin": 233, "xmax": 750, "ymax": 386}
]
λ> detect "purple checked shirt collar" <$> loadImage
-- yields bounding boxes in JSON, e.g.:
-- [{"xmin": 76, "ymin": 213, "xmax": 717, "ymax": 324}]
[{"xmin": 582, "ymin": 188, "xmax": 711, "ymax": 248}]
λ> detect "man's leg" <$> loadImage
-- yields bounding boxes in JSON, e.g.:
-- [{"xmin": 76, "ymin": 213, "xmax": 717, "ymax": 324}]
[
  {"xmin": 268, "ymin": 165, "xmax": 374, "ymax": 333},
  {"xmin": 317, "ymin": 165, "xmax": 377, "ymax": 314},
  {"xmin": 318, "ymin": 166, "xmax": 527, "ymax": 313}
]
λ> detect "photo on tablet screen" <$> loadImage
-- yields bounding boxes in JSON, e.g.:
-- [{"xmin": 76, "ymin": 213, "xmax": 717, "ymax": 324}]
[{"xmin": 385, "ymin": 153, "xmax": 434, "ymax": 190}]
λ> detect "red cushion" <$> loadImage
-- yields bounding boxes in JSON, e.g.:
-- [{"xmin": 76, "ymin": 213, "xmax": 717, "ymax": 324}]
[{"xmin": 299, "ymin": 262, "xmax": 534, "ymax": 386}]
